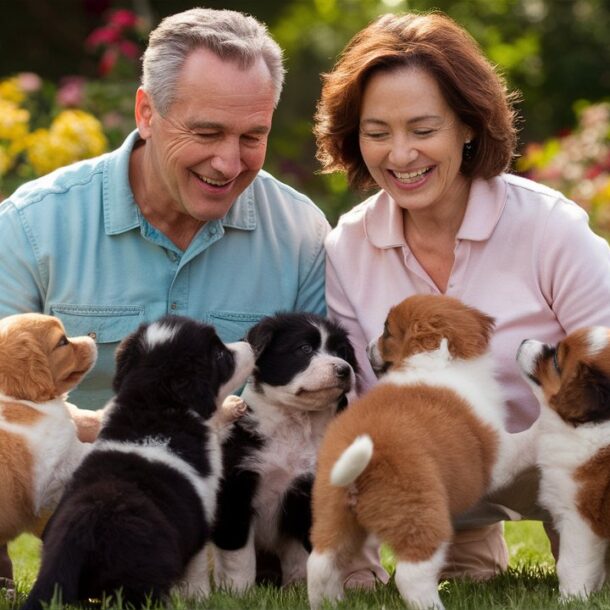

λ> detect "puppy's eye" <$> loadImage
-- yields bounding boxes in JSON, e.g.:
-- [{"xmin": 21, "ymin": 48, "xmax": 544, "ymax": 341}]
[
  {"xmin": 299, "ymin": 344, "xmax": 313, "ymax": 354},
  {"xmin": 382, "ymin": 321, "xmax": 390, "ymax": 339},
  {"xmin": 55, "ymin": 336, "xmax": 69, "ymax": 348}
]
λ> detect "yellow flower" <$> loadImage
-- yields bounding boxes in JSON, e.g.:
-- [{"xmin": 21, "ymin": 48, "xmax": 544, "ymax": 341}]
[
  {"xmin": 0, "ymin": 99, "xmax": 30, "ymax": 141},
  {"xmin": 25, "ymin": 110, "xmax": 108, "ymax": 176},
  {"xmin": 0, "ymin": 77, "xmax": 26, "ymax": 104}
]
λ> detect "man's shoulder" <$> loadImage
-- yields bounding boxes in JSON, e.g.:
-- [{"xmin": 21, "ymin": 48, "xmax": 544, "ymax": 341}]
[{"xmin": 2, "ymin": 154, "xmax": 108, "ymax": 213}]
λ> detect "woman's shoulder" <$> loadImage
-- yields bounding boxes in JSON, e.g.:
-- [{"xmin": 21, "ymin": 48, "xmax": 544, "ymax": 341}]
[
  {"xmin": 503, "ymin": 173, "xmax": 574, "ymax": 206},
  {"xmin": 325, "ymin": 191, "xmax": 383, "ymax": 252}
]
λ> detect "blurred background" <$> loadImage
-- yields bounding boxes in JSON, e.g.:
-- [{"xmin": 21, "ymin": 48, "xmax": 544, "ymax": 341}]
[{"xmin": 0, "ymin": 0, "xmax": 609, "ymax": 230}]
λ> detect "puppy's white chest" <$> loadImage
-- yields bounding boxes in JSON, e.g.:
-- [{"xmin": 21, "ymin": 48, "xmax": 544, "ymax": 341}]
[{"xmin": 251, "ymin": 413, "xmax": 325, "ymax": 546}]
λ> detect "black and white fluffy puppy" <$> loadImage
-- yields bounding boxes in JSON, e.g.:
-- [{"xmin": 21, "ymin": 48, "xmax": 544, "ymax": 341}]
[
  {"xmin": 22, "ymin": 315, "xmax": 254, "ymax": 610},
  {"xmin": 212, "ymin": 312, "xmax": 358, "ymax": 592}
]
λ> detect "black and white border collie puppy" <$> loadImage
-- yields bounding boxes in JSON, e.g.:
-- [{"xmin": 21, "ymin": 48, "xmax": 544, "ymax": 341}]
[
  {"xmin": 23, "ymin": 316, "xmax": 254, "ymax": 610},
  {"xmin": 212, "ymin": 312, "xmax": 358, "ymax": 592}
]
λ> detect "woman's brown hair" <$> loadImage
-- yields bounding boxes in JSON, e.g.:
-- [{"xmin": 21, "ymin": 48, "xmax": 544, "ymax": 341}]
[{"xmin": 314, "ymin": 12, "xmax": 520, "ymax": 190}]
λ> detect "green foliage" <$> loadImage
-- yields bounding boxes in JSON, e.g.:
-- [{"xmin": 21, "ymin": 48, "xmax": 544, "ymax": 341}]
[
  {"xmin": 1, "ymin": 0, "xmax": 609, "ymax": 225},
  {"xmin": 517, "ymin": 102, "xmax": 610, "ymax": 237}
]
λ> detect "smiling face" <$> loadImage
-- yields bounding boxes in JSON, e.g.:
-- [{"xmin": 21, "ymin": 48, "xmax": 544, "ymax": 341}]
[
  {"xmin": 359, "ymin": 66, "xmax": 473, "ymax": 218},
  {"xmin": 133, "ymin": 48, "xmax": 276, "ymax": 240}
]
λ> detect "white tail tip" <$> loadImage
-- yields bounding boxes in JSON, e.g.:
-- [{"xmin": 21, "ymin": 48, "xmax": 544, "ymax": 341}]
[{"xmin": 330, "ymin": 434, "xmax": 373, "ymax": 486}]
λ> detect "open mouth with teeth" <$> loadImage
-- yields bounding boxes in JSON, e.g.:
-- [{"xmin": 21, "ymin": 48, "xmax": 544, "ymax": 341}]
[
  {"xmin": 391, "ymin": 166, "xmax": 433, "ymax": 184},
  {"xmin": 193, "ymin": 171, "xmax": 232, "ymax": 189}
]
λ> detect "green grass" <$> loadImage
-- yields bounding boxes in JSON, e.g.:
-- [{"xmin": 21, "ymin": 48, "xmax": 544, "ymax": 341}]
[{"xmin": 3, "ymin": 522, "xmax": 610, "ymax": 609}]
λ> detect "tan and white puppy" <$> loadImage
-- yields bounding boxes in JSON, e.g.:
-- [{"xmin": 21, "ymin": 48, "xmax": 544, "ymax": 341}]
[
  {"xmin": 0, "ymin": 313, "xmax": 97, "ymax": 547},
  {"xmin": 307, "ymin": 295, "xmax": 536, "ymax": 610},
  {"xmin": 517, "ymin": 327, "xmax": 610, "ymax": 600}
]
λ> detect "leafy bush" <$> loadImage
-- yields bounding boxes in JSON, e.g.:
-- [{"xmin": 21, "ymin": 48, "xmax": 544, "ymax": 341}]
[
  {"xmin": 0, "ymin": 74, "xmax": 108, "ymax": 194},
  {"xmin": 517, "ymin": 102, "xmax": 610, "ymax": 236},
  {"xmin": 0, "ymin": 9, "xmax": 144, "ymax": 197}
]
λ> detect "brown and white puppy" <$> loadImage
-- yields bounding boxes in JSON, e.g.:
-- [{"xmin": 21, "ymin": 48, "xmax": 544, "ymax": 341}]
[
  {"xmin": 517, "ymin": 327, "xmax": 610, "ymax": 600},
  {"xmin": 0, "ymin": 313, "xmax": 97, "ymax": 547},
  {"xmin": 307, "ymin": 295, "xmax": 536, "ymax": 610}
]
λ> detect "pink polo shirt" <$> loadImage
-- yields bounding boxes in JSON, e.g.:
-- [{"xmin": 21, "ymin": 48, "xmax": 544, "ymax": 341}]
[{"xmin": 326, "ymin": 173, "xmax": 610, "ymax": 432}]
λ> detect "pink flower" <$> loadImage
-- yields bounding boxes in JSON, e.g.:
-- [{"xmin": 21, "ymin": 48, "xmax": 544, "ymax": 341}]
[
  {"xmin": 118, "ymin": 40, "xmax": 140, "ymax": 60},
  {"xmin": 56, "ymin": 77, "xmax": 86, "ymax": 107},
  {"xmin": 17, "ymin": 72, "xmax": 42, "ymax": 93},
  {"xmin": 109, "ymin": 9, "xmax": 138, "ymax": 29},
  {"xmin": 99, "ymin": 48, "xmax": 119, "ymax": 76},
  {"xmin": 86, "ymin": 26, "xmax": 119, "ymax": 48}
]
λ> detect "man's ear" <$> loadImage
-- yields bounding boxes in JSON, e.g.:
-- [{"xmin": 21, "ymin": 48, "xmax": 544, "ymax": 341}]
[{"xmin": 135, "ymin": 87, "xmax": 154, "ymax": 139}]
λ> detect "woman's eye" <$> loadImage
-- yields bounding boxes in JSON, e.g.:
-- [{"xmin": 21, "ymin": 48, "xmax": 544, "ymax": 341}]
[{"xmin": 362, "ymin": 132, "xmax": 387, "ymax": 140}]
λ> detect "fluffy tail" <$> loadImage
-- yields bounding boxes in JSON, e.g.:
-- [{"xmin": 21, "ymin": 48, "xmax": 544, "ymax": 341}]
[{"xmin": 330, "ymin": 435, "xmax": 373, "ymax": 486}]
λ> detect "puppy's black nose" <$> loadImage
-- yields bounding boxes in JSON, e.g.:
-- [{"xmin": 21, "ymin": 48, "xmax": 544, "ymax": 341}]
[{"xmin": 334, "ymin": 363, "xmax": 351, "ymax": 379}]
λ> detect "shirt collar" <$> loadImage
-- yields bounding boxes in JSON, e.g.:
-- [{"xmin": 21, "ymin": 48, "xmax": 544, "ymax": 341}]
[
  {"xmin": 364, "ymin": 176, "xmax": 507, "ymax": 248},
  {"xmin": 103, "ymin": 130, "xmax": 258, "ymax": 236}
]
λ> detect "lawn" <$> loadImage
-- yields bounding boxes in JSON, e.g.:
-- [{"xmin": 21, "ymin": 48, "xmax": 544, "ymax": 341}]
[{"xmin": 4, "ymin": 521, "xmax": 610, "ymax": 609}]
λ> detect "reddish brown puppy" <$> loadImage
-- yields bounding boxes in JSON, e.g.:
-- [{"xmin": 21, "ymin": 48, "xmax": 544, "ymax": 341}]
[
  {"xmin": 308, "ymin": 295, "xmax": 536, "ymax": 610},
  {"xmin": 0, "ymin": 313, "xmax": 97, "ymax": 547},
  {"xmin": 518, "ymin": 327, "xmax": 610, "ymax": 600}
]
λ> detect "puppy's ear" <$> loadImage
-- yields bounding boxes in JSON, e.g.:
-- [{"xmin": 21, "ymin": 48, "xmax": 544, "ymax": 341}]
[
  {"xmin": 552, "ymin": 363, "xmax": 610, "ymax": 426},
  {"xmin": 0, "ymin": 331, "xmax": 55, "ymax": 401},
  {"xmin": 446, "ymin": 310, "xmax": 495, "ymax": 359},
  {"xmin": 246, "ymin": 317, "xmax": 276, "ymax": 358},
  {"xmin": 112, "ymin": 330, "xmax": 144, "ymax": 393}
]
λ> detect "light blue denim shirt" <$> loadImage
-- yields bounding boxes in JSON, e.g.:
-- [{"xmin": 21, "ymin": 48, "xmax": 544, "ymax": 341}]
[{"xmin": 0, "ymin": 130, "xmax": 330, "ymax": 409}]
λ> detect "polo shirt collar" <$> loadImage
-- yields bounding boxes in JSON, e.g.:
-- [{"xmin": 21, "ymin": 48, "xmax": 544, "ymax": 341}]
[
  {"xmin": 364, "ymin": 176, "xmax": 507, "ymax": 248},
  {"xmin": 102, "ymin": 130, "xmax": 258, "ymax": 235}
]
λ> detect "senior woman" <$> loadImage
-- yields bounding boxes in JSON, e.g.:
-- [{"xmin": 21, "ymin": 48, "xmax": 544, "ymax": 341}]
[{"xmin": 315, "ymin": 11, "xmax": 610, "ymax": 580}]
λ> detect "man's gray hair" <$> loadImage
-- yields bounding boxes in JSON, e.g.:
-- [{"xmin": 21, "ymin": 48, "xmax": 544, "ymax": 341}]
[{"xmin": 142, "ymin": 8, "xmax": 285, "ymax": 114}]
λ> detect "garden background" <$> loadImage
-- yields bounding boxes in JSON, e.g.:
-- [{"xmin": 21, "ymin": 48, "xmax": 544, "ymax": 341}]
[
  {"xmin": 1, "ymin": 0, "xmax": 609, "ymax": 228},
  {"xmin": 2, "ymin": 1, "xmax": 610, "ymax": 607}
]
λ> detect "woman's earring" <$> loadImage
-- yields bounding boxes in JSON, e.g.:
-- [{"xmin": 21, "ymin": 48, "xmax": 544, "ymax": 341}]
[{"xmin": 463, "ymin": 140, "xmax": 474, "ymax": 161}]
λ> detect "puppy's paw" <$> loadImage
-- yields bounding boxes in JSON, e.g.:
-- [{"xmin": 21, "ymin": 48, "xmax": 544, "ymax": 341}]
[
  {"xmin": 66, "ymin": 402, "xmax": 105, "ymax": 443},
  {"xmin": 220, "ymin": 395, "xmax": 248, "ymax": 423},
  {"xmin": 210, "ymin": 395, "xmax": 248, "ymax": 437}
]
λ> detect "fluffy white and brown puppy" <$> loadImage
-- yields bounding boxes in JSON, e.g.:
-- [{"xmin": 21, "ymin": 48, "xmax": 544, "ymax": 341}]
[
  {"xmin": 307, "ymin": 295, "xmax": 536, "ymax": 610},
  {"xmin": 517, "ymin": 327, "xmax": 610, "ymax": 600},
  {"xmin": 0, "ymin": 313, "xmax": 97, "ymax": 548}
]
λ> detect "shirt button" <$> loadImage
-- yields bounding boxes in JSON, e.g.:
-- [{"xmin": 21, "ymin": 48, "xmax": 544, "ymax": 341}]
[
  {"xmin": 209, "ymin": 226, "xmax": 217, "ymax": 235},
  {"xmin": 170, "ymin": 303, "xmax": 177, "ymax": 310},
  {"xmin": 88, "ymin": 331, "xmax": 97, "ymax": 340}
]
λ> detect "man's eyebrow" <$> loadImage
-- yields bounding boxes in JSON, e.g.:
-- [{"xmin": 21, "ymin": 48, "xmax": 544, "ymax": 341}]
[{"xmin": 187, "ymin": 120, "xmax": 271, "ymax": 134}]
